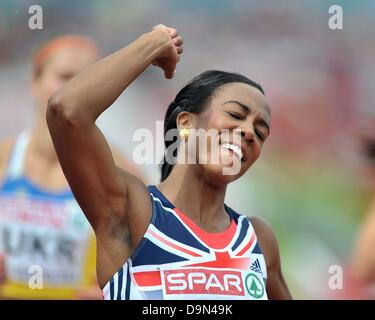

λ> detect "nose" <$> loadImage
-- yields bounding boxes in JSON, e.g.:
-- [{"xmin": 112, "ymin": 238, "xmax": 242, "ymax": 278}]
[{"xmin": 240, "ymin": 126, "xmax": 255, "ymax": 143}]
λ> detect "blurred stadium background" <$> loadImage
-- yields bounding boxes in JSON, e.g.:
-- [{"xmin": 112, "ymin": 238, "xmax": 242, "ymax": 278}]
[{"xmin": 1, "ymin": 0, "xmax": 374, "ymax": 299}]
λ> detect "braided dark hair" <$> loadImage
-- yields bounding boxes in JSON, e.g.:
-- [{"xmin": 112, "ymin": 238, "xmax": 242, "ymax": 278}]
[{"xmin": 160, "ymin": 70, "xmax": 264, "ymax": 181}]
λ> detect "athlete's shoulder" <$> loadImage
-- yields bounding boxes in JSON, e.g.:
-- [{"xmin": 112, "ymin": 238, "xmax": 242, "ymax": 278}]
[
  {"xmin": 247, "ymin": 216, "xmax": 280, "ymax": 269},
  {"xmin": 0, "ymin": 136, "xmax": 16, "ymax": 181},
  {"xmin": 248, "ymin": 216, "xmax": 274, "ymax": 237},
  {"xmin": 248, "ymin": 216, "xmax": 292, "ymax": 300}
]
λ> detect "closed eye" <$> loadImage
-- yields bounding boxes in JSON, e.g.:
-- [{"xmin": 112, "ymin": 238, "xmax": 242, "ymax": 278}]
[
  {"xmin": 59, "ymin": 73, "xmax": 75, "ymax": 81},
  {"xmin": 255, "ymin": 129, "xmax": 264, "ymax": 141},
  {"xmin": 227, "ymin": 112, "xmax": 243, "ymax": 120}
]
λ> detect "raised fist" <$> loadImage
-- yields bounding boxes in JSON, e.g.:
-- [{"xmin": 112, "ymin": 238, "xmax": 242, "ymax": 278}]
[{"xmin": 151, "ymin": 24, "xmax": 183, "ymax": 79}]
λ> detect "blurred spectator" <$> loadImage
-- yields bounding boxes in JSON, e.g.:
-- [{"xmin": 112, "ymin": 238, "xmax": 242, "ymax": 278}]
[{"xmin": 0, "ymin": 35, "xmax": 143, "ymax": 299}]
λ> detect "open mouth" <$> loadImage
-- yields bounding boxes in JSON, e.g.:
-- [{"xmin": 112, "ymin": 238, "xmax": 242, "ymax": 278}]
[{"xmin": 221, "ymin": 143, "xmax": 244, "ymax": 162}]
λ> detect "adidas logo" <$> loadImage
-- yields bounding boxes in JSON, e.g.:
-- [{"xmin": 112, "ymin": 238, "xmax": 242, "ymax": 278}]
[{"xmin": 250, "ymin": 259, "xmax": 263, "ymax": 276}]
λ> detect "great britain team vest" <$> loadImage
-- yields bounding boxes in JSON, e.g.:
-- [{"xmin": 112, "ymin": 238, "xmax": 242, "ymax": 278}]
[{"xmin": 103, "ymin": 185, "xmax": 268, "ymax": 300}]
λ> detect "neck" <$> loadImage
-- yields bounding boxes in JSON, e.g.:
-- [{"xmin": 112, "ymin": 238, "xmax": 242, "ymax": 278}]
[
  {"xmin": 158, "ymin": 164, "xmax": 229, "ymax": 229},
  {"xmin": 29, "ymin": 116, "xmax": 58, "ymax": 164}
]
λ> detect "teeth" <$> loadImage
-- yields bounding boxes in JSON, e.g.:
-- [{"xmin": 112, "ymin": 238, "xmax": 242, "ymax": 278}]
[{"xmin": 221, "ymin": 143, "xmax": 243, "ymax": 160}]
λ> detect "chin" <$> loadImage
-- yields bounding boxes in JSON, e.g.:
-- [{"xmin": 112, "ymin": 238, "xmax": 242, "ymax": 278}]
[{"xmin": 199, "ymin": 162, "xmax": 244, "ymax": 188}]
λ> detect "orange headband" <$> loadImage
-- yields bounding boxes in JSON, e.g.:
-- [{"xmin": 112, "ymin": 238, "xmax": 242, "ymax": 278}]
[{"xmin": 33, "ymin": 35, "xmax": 98, "ymax": 76}]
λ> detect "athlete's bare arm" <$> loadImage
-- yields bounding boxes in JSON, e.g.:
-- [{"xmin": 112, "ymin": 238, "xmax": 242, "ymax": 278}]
[
  {"xmin": 250, "ymin": 217, "xmax": 292, "ymax": 299},
  {"xmin": 46, "ymin": 25, "xmax": 183, "ymax": 287},
  {"xmin": 349, "ymin": 197, "xmax": 375, "ymax": 284}
]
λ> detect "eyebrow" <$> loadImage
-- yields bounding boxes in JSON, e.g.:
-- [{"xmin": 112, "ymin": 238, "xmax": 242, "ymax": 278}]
[{"xmin": 222, "ymin": 100, "xmax": 270, "ymax": 132}]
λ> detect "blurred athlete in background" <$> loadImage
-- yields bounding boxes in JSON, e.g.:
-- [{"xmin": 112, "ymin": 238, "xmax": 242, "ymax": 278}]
[{"xmin": 0, "ymin": 35, "xmax": 143, "ymax": 299}]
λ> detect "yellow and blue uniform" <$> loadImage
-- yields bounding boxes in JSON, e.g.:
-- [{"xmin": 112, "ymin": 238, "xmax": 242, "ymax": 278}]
[{"xmin": 0, "ymin": 131, "xmax": 96, "ymax": 299}]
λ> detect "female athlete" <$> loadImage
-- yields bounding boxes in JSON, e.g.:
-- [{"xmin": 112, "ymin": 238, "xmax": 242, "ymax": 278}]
[
  {"xmin": 46, "ymin": 25, "xmax": 291, "ymax": 300},
  {"xmin": 0, "ymin": 35, "xmax": 142, "ymax": 299}
]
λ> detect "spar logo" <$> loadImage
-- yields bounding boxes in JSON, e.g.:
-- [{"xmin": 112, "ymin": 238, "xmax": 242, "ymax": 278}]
[
  {"xmin": 163, "ymin": 268, "xmax": 245, "ymax": 296},
  {"xmin": 245, "ymin": 272, "xmax": 265, "ymax": 299}
]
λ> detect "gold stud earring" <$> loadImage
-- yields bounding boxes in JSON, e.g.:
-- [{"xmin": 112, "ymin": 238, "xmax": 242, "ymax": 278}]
[{"xmin": 179, "ymin": 128, "xmax": 189, "ymax": 142}]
